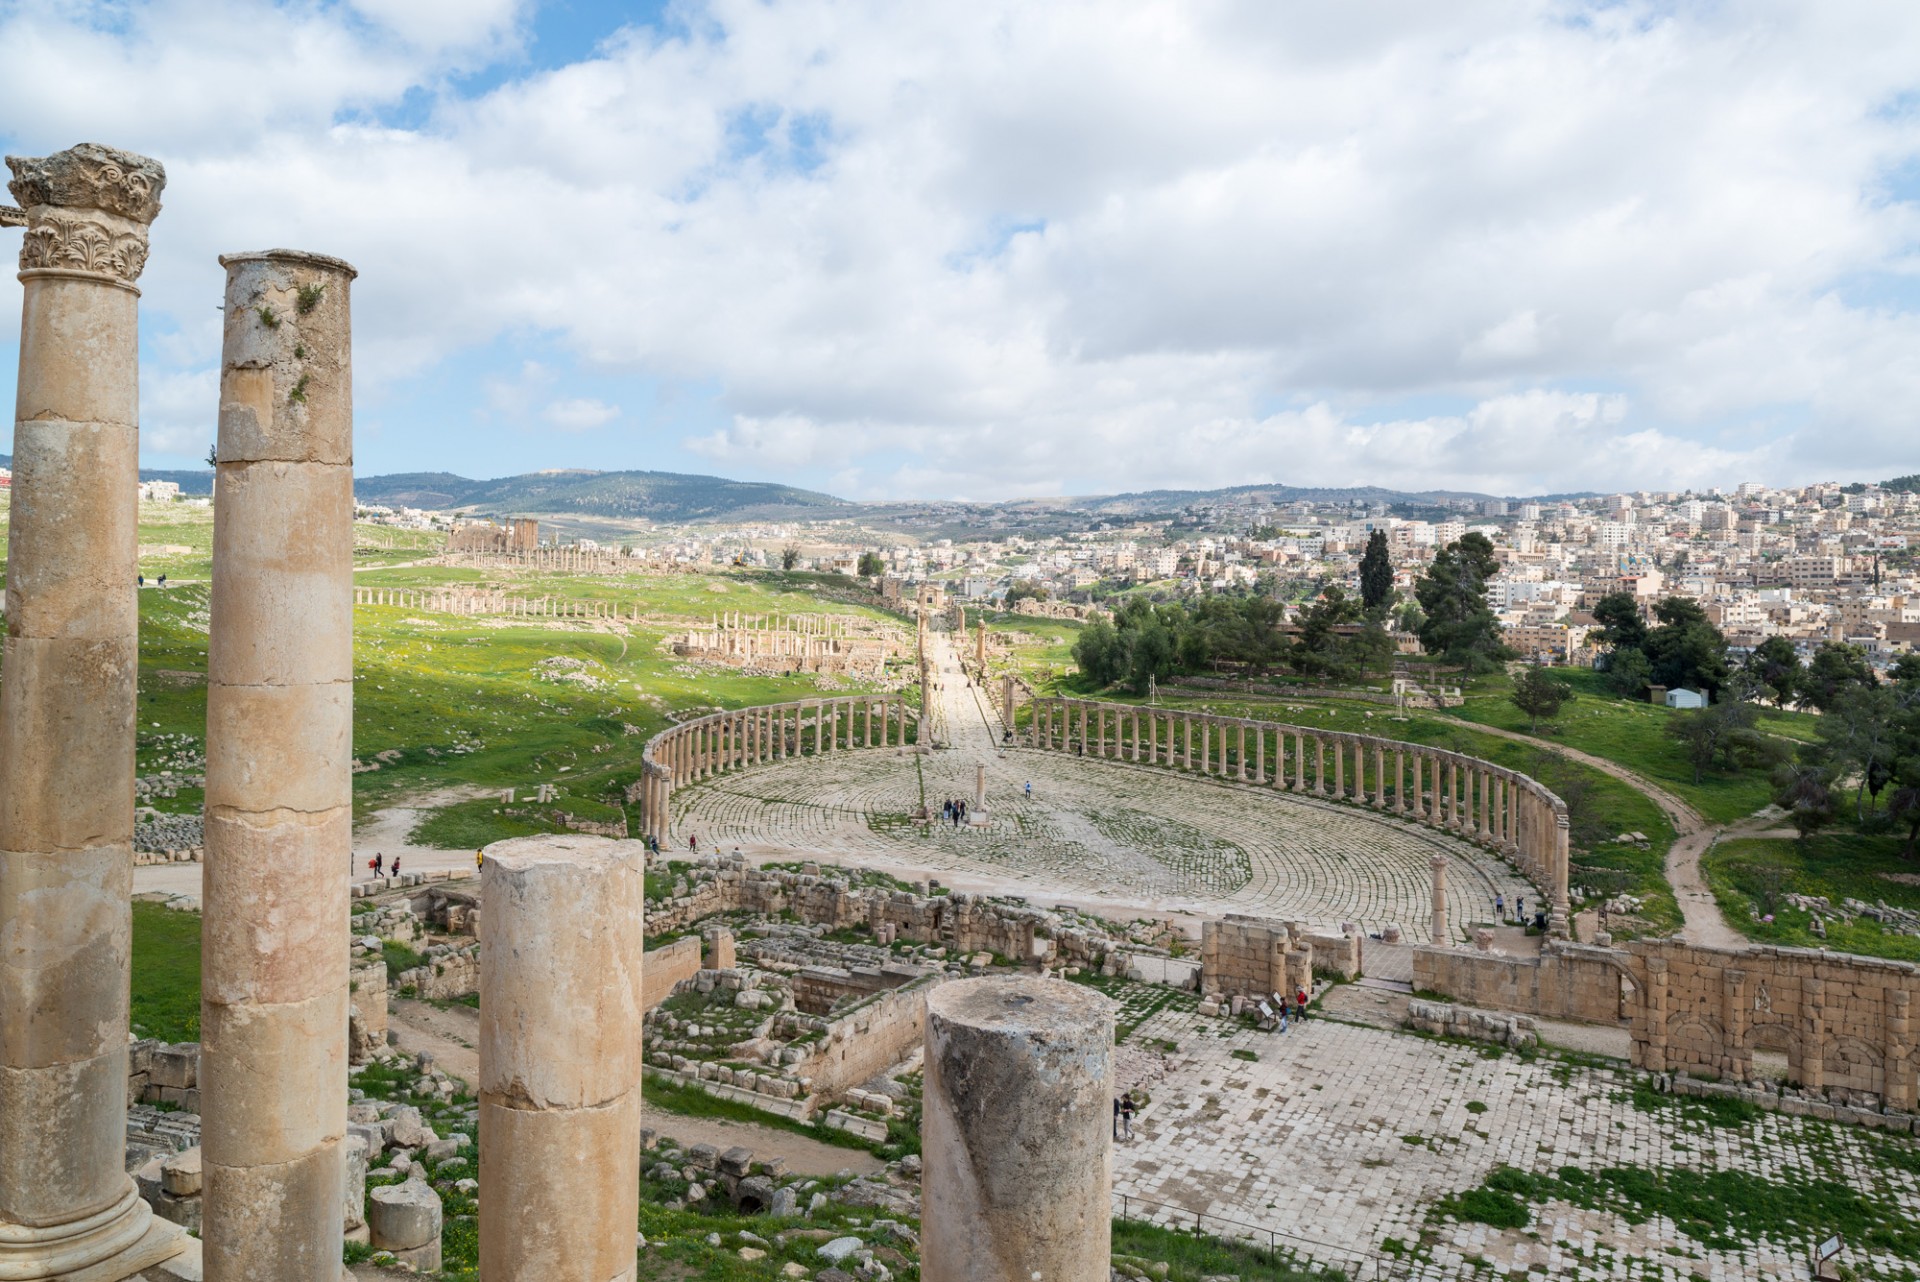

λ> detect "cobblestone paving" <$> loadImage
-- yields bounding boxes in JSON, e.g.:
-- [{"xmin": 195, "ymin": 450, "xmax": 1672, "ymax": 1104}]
[
  {"xmin": 1114, "ymin": 1006, "xmax": 1920, "ymax": 1280},
  {"xmin": 670, "ymin": 635, "xmax": 1536, "ymax": 938},
  {"xmin": 673, "ymin": 748, "xmax": 1532, "ymax": 939}
]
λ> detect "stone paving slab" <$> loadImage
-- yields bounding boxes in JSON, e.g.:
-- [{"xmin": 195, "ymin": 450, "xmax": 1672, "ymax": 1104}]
[{"xmin": 1112, "ymin": 1003, "xmax": 1920, "ymax": 1280}]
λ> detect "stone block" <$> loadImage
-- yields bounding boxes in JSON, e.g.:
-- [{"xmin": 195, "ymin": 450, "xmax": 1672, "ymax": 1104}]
[
  {"xmin": 369, "ymin": 1178, "xmax": 443, "ymax": 1257},
  {"xmin": 161, "ymin": 1146, "xmax": 202, "ymax": 1196}
]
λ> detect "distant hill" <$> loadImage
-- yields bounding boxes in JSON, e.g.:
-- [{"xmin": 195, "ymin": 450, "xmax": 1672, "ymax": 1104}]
[
  {"xmin": 351, "ymin": 468, "xmax": 850, "ymax": 522},
  {"xmin": 1885, "ymin": 474, "xmax": 1920, "ymax": 495}
]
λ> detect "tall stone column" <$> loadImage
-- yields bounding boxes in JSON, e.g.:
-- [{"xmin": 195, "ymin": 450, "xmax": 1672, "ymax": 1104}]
[
  {"xmin": 203, "ymin": 249, "xmax": 358, "ymax": 1281},
  {"xmin": 480, "ymin": 836, "xmax": 645, "ymax": 1280},
  {"xmin": 0, "ymin": 143, "xmax": 190, "ymax": 1279},
  {"xmin": 1430, "ymin": 854, "xmax": 1449, "ymax": 945},
  {"xmin": 923, "ymin": 978, "xmax": 1114, "ymax": 1282}
]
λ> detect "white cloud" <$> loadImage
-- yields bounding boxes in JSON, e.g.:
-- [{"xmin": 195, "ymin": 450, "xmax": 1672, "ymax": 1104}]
[
  {"xmin": 542, "ymin": 396, "xmax": 620, "ymax": 431},
  {"xmin": 5, "ymin": 0, "xmax": 1920, "ymax": 495}
]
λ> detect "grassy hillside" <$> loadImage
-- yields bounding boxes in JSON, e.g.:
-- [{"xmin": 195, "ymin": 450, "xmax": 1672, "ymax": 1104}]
[{"xmin": 354, "ymin": 468, "xmax": 850, "ymax": 522}]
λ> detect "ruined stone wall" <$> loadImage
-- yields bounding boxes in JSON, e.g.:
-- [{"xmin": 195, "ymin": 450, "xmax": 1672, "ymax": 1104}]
[
  {"xmin": 349, "ymin": 957, "xmax": 389, "ymax": 1065},
  {"xmin": 642, "ymin": 936, "xmax": 704, "ymax": 1012},
  {"xmin": 646, "ymin": 864, "xmax": 1067, "ymax": 967},
  {"xmin": 1411, "ymin": 942, "xmax": 1628, "ymax": 1026},
  {"xmin": 1630, "ymin": 940, "xmax": 1920, "ymax": 1110},
  {"xmin": 396, "ymin": 944, "xmax": 481, "ymax": 1001},
  {"xmin": 792, "ymin": 977, "xmax": 943, "ymax": 1100},
  {"xmin": 1200, "ymin": 915, "xmax": 1352, "ymax": 999}
]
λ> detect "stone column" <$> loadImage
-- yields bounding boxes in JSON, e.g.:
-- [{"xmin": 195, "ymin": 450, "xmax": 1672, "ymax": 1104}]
[
  {"xmin": 202, "ymin": 248, "xmax": 358, "ymax": 1280},
  {"xmin": 1430, "ymin": 854, "xmax": 1449, "ymax": 945},
  {"xmin": 0, "ymin": 143, "xmax": 190, "ymax": 1280},
  {"xmin": 480, "ymin": 836, "xmax": 645, "ymax": 1281},
  {"xmin": 923, "ymin": 978, "xmax": 1114, "ymax": 1282}
]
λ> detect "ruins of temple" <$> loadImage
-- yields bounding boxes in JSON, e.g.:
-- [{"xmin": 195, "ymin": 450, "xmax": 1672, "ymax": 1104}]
[
  {"xmin": 669, "ymin": 611, "xmax": 908, "ymax": 678},
  {"xmin": 446, "ymin": 516, "xmax": 539, "ymax": 555}
]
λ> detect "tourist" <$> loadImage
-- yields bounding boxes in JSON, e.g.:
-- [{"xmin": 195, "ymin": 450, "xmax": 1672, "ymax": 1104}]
[
  {"xmin": 157, "ymin": 573, "xmax": 166, "ymax": 588},
  {"xmin": 1120, "ymin": 1092, "xmax": 1136, "ymax": 1139},
  {"xmin": 1495, "ymin": 892, "xmax": 1505, "ymax": 921},
  {"xmin": 1296, "ymin": 987, "xmax": 1309, "ymax": 1018},
  {"xmin": 689, "ymin": 834, "xmax": 699, "ymax": 854},
  {"xmin": 1025, "ymin": 781, "xmax": 1032, "ymax": 799},
  {"xmin": 370, "ymin": 854, "xmax": 383, "ymax": 877},
  {"xmin": 474, "ymin": 848, "xmax": 483, "ymax": 872},
  {"xmin": 391, "ymin": 856, "xmax": 401, "ymax": 878},
  {"xmin": 1515, "ymin": 896, "xmax": 1525, "ymax": 923}
]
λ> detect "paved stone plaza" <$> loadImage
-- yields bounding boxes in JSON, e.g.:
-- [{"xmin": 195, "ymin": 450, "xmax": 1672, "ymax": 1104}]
[
  {"xmin": 670, "ymin": 639, "xmax": 1534, "ymax": 939},
  {"xmin": 1113, "ymin": 999, "xmax": 1920, "ymax": 1280}
]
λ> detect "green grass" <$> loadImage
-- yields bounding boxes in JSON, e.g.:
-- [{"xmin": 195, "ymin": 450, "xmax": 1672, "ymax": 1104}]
[
  {"xmin": 1452, "ymin": 668, "xmax": 1810, "ymax": 825},
  {"xmin": 640, "ymin": 1071, "xmax": 913, "ymax": 1160},
  {"xmin": 1111, "ymin": 1219, "xmax": 1349, "ymax": 1281},
  {"xmin": 1432, "ymin": 1160, "xmax": 1920, "ymax": 1256},
  {"xmin": 130, "ymin": 902, "xmax": 201, "ymax": 1042},
  {"xmin": 382, "ymin": 939, "xmax": 426, "ymax": 981},
  {"xmin": 1704, "ymin": 832, "xmax": 1920, "ymax": 960}
]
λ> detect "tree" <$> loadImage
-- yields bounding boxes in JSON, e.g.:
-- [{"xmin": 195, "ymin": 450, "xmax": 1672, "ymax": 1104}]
[
  {"xmin": 1358, "ymin": 530, "xmax": 1394, "ymax": 614},
  {"xmin": 1816, "ymin": 683, "xmax": 1905, "ymax": 821},
  {"xmin": 1589, "ymin": 593, "xmax": 1648, "ymax": 651},
  {"xmin": 1509, "ymin": 666, "xmax": 1576, "ymax": 732},
  {"xmin": 1663, "ymin": 698, "xmax": 1762, "ymax": 784},
  {"xmin": 1801, "ymin": 641, "xmax": 1874, "ymax": 712},
  {"xmin": 1602, "ymin": 646, "xmax": 1654, "ymax": 699},
  {"xmin": 1641, "ymin": 596, "xmax": 1730, "ymax": 697},
  {"xmin": 1071, "ymin": 618, "xmax": 1121, "ymax": 686},
  {"xmin": 1006, "ymin": 580, "xmax": 1047, "ymax": 606},
  {"xmin": 1744, "ymin": 636, "xmax": 1802, "ymax": 708},
  {"xmin": 1413, "ymin": 534, "xmax": 1510, "ymax": 671},
  {"xmin": 1293, "ymin": 587, "xmax": 1362, "ymax": 679},
  {"xmin": 780, "ymin": 544, "xmax": 802, "ymax": 571},
  {"xmin": 856, "ymin": 551, "xmax": 885, "ymax": 577},
  {"xmin": 1773, "ymin": 762, "xmax": 1837, "ymax": 847}
]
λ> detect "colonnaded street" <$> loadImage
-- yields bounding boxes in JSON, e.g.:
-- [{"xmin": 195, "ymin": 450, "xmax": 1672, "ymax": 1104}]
[{"xmin": 670, "ymin": 635, "xmax": 1533, "ymax": 940}]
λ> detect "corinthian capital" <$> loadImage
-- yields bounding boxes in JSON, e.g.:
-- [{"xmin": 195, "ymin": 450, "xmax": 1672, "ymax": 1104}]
[{"xmin": 6, "ymin": 142, "xmax": 165, "ymax": 284}]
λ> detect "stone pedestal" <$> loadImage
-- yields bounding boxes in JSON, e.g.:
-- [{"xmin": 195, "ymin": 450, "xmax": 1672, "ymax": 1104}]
[
  {"xmin": 923, "ymin": 977, "xmax": 1114, "ymax": 1282},
  {"xmin": 0, "ymin": 142, "xmax": 189, "ymax": 1281},
  {"xmin": 480, "ymin": 835, "xmax": 646, "ymax": 1282},
  {"xmin": 200, "ymin": 250, "xmax": 357, "ymax": 1281}
]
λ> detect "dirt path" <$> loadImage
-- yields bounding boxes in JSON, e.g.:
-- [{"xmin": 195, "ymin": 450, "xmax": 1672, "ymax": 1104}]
[
  {"xmin": 384, "ymin": 999, "xmax": 882, "ymax": 1175},
  {"xmin": 640, "ymin": 1113, "xmax": 886, "ymax": 1176},
  {"xmin": 1445, "ymin": 719, "xmax": 1752, "ymax": 948},
  {"xmin": 387, "ymin": 998, "xmax": 480, "ymax": 1083}
]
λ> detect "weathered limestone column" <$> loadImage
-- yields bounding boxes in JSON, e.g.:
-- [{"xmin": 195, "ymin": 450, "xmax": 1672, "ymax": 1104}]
[
  {"xmin": 0, "ymin": 143, "xmax": 190, "ymax": 1280},
  {"xmin": 923, "ymin": 977, "xmax": 1114, "ymax": 1282},
  {"xmin": 480, "ymin": 835, "xmax": 645, "ymax": 1280},
  {"xmin": 1430, "ymin": 854, "xmax": 1449, "ymax": 945},
  {"xmin": 1551, "ymin": 812, "xmax": 1572, "ymax": 938},
  {"xmin": 203, "ymin": 248, "xmax": 358, "ymax": 1280}
]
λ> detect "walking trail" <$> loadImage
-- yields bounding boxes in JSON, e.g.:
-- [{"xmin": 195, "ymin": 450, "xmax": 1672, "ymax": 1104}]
[{"xmin": 1447, "ymin": 719, "xmax": 1750, "ymax": 948}]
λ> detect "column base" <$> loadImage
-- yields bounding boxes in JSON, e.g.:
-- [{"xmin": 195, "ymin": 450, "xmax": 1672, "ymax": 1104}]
[
  {"xmin": 1549, "ymin": 907, "xmax": 1571, "ymax": 940},
  {"xmin": 0, "ymin": 1186, "xmax": 189, "ymax": 1282}
]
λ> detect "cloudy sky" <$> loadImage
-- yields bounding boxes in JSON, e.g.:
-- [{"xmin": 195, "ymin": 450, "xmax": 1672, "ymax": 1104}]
[{"xmin": 3, "ymin": 0, "xmax": 1919, "ymax": 500}]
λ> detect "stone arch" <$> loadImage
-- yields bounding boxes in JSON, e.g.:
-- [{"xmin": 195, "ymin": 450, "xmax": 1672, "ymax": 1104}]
[{"xmin": 1826, "ymin": 1033, "xmax": 1886, "ymax": 1096}]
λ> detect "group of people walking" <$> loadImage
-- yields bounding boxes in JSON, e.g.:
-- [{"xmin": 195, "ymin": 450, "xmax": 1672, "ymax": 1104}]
[
  {"xmin": 941, "ymin": 798, "xmax": 970, "ymax": 826},
  {"xmin": 1112, "ymin": 1089, "xmax": 1143, "ymax": 1140},
  {"xmin": 366, "ymin": 853, "xmax": 401, "ymax": 878}
]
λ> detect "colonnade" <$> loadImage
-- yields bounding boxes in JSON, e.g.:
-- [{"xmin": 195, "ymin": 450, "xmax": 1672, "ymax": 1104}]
[
  {"xmin": 636, "ymin": 696, "xmax": 916, "ymax": 845},
  {"xmin": 1028, "ymin": 697, "xmax": 1570, "ymax": 936},
  {"xmin": 353, "ymin": 586, "xmax": 637, "ymax": 619}
]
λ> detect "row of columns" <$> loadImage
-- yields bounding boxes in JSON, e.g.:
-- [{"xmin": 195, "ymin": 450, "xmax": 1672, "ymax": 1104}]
[
  {"xmin": 637, "ymin": 697, "xmax": 913, "ymax": 844},
  {"xmin": 1030, "ymin": 698, "xmax": 1570, "ymax": 936},
  {"xmin": 353, "ymin": 587, "xmax": 636, "ymax": 619}
]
